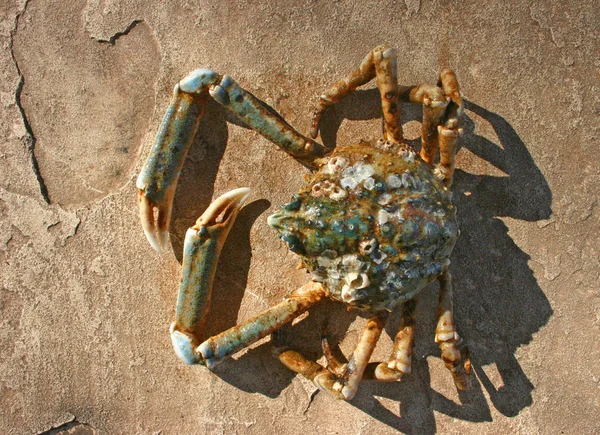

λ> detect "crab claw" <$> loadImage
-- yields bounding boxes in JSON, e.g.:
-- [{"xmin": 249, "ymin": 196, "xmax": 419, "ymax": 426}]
[
  {"xmin": 170, "ymin": 187, "xmax": 251, "ymax": 364},
  {"xmin": 136, "ymin": 83, "xmax": 211, "ymax": 252}
]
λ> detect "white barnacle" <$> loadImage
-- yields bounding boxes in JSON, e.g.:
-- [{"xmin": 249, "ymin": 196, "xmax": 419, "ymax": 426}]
[
  {"xmin": 401, "ymin": 171, "xmax": 414, "ymax": 188},
  {"xmin": 341, "ymin": 254, "xmax": 362, "ymax": 271},
  {"xmin": 354, "ymin": 163, "xmax": 375, "ymax": 181},
  {"xmin": 342, "ymin": 166, "xmax": 356, "ymax": 178},
  {"xmin": 378, "ymin": 209, "xmax": 391, "ymax": 225},
  {"xmin": 359, "ymin": 238, "xmax": 377, "ymax": 255},
  {"xmin": 341, "ymin": 272, "xmax": 371, "ymax": 302},
  {"xmin": 377, "ymin": 193, "xmax": 392, "ymax": 205},
  {"xmin": 345, "ymin": 272, "xmax": 370, "ymax": 289},
  {"xmin": 329, "ymin": 185, "xmax": 347, "ymax": 200},
  {"xmin": 328, "ymin": 156, "xmax": 349, "ymax": 173},
  {"xmin": 340, "ymin": 177, "xmax": 359, "ymax": 190},
  {"xmin": 363, "ymin": 177, "xmax": 376, "ymax": 190},
  {"xmin": 387, "ymin": 174, "xmax": 403, "ymax": 189},
  {"xmin": 402, "ymin": 150, "xmax": 416, "ymax": 163},
  {"xmin": 371, "ymin": 250, "xmax": 388, "ymax": 265}
]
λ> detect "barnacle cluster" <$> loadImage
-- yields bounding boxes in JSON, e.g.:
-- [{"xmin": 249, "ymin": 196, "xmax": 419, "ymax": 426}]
[{"xmin": 268, "ymin": 140, "xmax": 458, "ymax": 312}]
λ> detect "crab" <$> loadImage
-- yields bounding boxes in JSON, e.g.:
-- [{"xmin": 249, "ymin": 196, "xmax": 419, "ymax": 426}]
[{"xmin": 136, "ymin": 45, "xmax": 471, "ymax": 400}]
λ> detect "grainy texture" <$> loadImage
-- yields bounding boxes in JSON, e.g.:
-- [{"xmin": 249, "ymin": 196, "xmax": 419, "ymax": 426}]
[{"xmin": 1, "ymin": 1, "xmax": 599, "ymax": 434}]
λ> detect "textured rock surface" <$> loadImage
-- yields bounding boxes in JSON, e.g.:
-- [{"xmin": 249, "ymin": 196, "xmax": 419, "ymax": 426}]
[{"xmin": 1, "ymin": 0, "xmax": 599, "ymax": 433}]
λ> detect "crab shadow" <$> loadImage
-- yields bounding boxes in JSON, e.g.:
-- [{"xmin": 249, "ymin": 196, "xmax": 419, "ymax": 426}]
[{"xmin": 169, "ymin": 87, "xmax": 553, "ymax": 430}]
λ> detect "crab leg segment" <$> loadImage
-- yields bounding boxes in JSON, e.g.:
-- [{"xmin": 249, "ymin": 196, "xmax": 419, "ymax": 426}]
[
  {"xmin": 137, "ymin": 76, "xmax": 215, "ymax": 251},
  {"xmin": 170, "ymin": 187, "xmax": 251, "ymax": 365},
  {"xmin": 278, "ymin": 312, "xmax": 388, "ymax": 401},
  {"xmin": 197, "ymin": 282, "xmax": 327, "ymax": 368},
  {"xmin": 436, "ymin": 270, "xmax": 472, "ymax": 390},
  {"xmin": 373, "ymin": 47, "xmax": 403, "ymax": 143},
  {"xmin": 208, "ymin": 75, "xmax": 327, "ymax": 168},
  {"xmin": 374, "ymin": 299, "xmax": 417, "ymax": 381},
  {"xmin": 400, "ymin": 84, "xmax": 448, "ymax": 165},
  {"xmin": 311, "ymin": 45, "xmax": 404, "ymax": 141},
  {"xmin": 435, "ymin": 69, "xmax": 464, "ymax": 187},
  {"xmin": 310, "ymin": 47, "xmax": 377, "ymax": 138}
]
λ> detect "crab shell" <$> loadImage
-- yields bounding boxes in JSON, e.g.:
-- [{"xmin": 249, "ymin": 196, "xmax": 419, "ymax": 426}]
[{"xmin": 268, "ymin": 140, "xmax": 459, "ymax": 312}]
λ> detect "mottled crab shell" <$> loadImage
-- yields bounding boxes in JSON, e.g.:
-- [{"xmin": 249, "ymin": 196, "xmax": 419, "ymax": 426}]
[{"xmin": 268, "ymin": 140, "xmax": 458, "ymax": 312}]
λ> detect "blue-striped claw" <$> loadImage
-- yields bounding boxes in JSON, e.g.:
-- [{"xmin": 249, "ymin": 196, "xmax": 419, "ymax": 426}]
[{"xmin": 170, "ymin": 188, "xmax": 251, "ymax": 365}]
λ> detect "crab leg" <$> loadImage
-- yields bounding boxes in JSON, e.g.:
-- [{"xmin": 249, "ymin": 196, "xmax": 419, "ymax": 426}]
[
  {"xmin": 310, "ymin": 47, "xmax": 377, "ymax": 138},
  {"xmin": 137, "ymin": 81, "xmax": 212, "ymax": 252},
  {"xmin": 373, "ymin": 47, "xmax": 403, "ymax": 142},
  {"xmin": 207, "ymin": 75, "xmax": 328, "ymax": 168},
  {"xmin": 400, "ymin": 84, "xmax": 448, "ymax": 165},
  {"xmin": 278, "ymin": 312, "xmax": 388, "ymax": 400},
  {"xmin": 436, "ymin": 270, "xmax": 472, "ymax": 390},
  {"xmin": 138, "ymin": 70, "xmax": 328, "ymax": 251},
  {"xmin": 435, "ymin": 69, "xmax": 464, "ymax": 187},
  {"xmin": 373, "ymin": 299, "xmax": 417, "ymax": 381},
  {"xmin": 196, "ymin": 282, "xmax": 327, "ymax": 368},
  {"xmin": 170, "ymin": 187, "xmax": 252, "ymax": 364},
  {"xmin": 310, "ymin": 45, "xmax": 403, "ymax": 142}
]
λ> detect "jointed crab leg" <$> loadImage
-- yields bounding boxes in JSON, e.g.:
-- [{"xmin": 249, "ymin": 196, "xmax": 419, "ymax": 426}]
[
  {"xmin": 436, "ymin": 270, "xmax": 472, "ymax": 390},
  {"xmin": 435, "ymin": 69, "xmax": 464, "ymax": 187},
  {"xmin": 170, "ymin": 187, "xmax": 252, "ymax": 364},
  {"xmin": 207, "ymin": 75, "xmax": 328, "ymax": 168},
  {"xmin": 169, "ymin": 188, "xmax": 328, "ymax": 367},
  {"xmin": 197, "ymin": 282, "xmax": 327, "ymax": 368},
  {"xmin": 374, "ymin": 299, "xmax": 417, "ymax": 381},
  {"xmin": 311, "ymin": 45, "xmax": 403, "ymax": 141},
  {"xmin": 310, "ymin": 47, "xmax": 378, "ymax": 138},
  {"xmin": 138, "ymin": 69, "xmax": 329, "ymax": 252},
  {"xmin": 278, "ymin": 312, "xmax": 388, "ymax": 400},
  {"xmin": 137, "ymin": 86, "xmax": 210, "ymax": 252},
  {"xmin": 400, "ymin": 84, "xmax": 448, "ymax": 165},
  {"xmin": 373, "ymin": 47, "xmax": 403, "ymax": 142}
]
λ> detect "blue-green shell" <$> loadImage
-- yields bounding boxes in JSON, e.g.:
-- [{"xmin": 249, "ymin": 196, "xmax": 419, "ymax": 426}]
[{"xmin": 268, "ymin": 140, "xmax": 458, "ymax": 312}]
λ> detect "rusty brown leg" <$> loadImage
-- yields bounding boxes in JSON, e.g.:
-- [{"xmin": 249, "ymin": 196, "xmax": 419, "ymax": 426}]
[
  {"xmin": 372, "ymin": 47, "xmax": 403, "ymax": 142},
  {"xmin": 310, "ymin": 47, "xmax": 379, "ymax": 138},
  {"xmin": 436, "ymin": 270, "xmax": 472, "ymax": 390},
  {"xmin": 399, "ymin": 84, "xmax": 448, "ymax": 165},
  {"xmin": 310, "ymin": 45, "xmax": 404, "ymax": 143},
  {"xmin": 278, "ymin": 312, "xmax": 388, "ymax": 400},
  {"xmin": 372, "ymin": 299, "xmax": 417, "ymax": 381},
  {"xmin": 435, "ymin": 69, "xmax": 463, "ymax": 187}
]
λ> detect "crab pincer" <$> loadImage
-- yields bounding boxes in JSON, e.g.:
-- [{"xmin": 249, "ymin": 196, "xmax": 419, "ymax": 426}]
[
  {"xmin": 170, "ymin": 187, "xmax": 251, "ymax": 365},
  {"xmin": 136, "ymin": 70, "xmax": 221, "ymax": 252}
]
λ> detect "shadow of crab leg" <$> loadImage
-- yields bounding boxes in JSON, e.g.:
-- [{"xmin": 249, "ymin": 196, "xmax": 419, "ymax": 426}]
[
  {"xmin": 435, "ymin": 69, "xmax": 464, "ymax": 187},
  {"xmin": 137, "ymin": 74, "xmax": 216, "ymax": 252},
  {"xmin": 170, "ymin": 187, "xmax": 251, "ymax": 364},
  {"xmin": 399, "ymin": 84, "xmax": 449, "ymax": 165},
  {"xmin": 208, "ymin": 75, "xmax": 328, "ymax": 169},
  {"xmin": 371, "ymin": 299, "xmax": 417, "ymax": 381},
  {"xmin": 436, "ymin": 270, "xmax": 472, "ymax": 390},
  {"xmin": 196, "ymin": 282, "xmax": 328, "ymax": 368}
]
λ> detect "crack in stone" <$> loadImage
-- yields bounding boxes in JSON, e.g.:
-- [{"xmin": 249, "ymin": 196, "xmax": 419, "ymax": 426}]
[
  {"xmin": 88, "ymin": 19, "xmax": 142, "ymax": 45},
  {"xmin": 39, "ymin": 418, "xmax": 96, "ymax": 434},
  {"xmin": 10, "ymin": 0, "xmax": 50, "ymax": 204}
]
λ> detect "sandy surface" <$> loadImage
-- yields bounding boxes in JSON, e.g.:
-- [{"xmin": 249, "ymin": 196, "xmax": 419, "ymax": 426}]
[{"xmin": 1, "ymin": 1, "xmax": 599, "ymax": 433}]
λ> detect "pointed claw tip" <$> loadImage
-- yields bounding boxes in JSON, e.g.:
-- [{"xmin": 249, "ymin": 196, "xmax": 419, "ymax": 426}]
[
  {"xmin": 197, "ymin": 187, "xmax": 252, "ymax": 228},
  {"xmin": 143, "ymin": 228, "xmax": 169, "ymax": 253}
]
